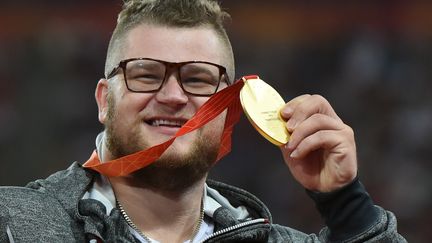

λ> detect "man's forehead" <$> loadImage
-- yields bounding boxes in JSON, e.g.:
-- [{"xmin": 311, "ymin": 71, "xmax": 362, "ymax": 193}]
[{"xmin": 121, "ymin": 23, "xmax": 225, "ymax": 64}]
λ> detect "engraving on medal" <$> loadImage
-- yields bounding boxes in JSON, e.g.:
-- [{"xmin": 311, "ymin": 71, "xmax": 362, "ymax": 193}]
[
  {"xmin": 240, "ymin": 76, "xmax": 290, "ymax": 146},
  {"xmin": 262, "ymin": 110, "xmax": 277, "ymax": 121}
]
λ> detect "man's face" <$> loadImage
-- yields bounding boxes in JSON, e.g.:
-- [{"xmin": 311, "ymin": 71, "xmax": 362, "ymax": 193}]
[{"xmin": 97, "ymin": 24, "xmax": 229, "ymax": 169}]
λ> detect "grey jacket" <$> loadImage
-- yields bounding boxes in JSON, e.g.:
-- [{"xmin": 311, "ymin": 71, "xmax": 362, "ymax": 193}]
[{"xmin": 0, "ymin": 163, "xmax": 406, "ymax": 242}]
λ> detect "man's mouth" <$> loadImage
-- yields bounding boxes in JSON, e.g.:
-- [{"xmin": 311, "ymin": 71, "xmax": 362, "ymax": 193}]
[{"xmin": 146, "ymin": 119, "xmax": 187, "ymax": 128}]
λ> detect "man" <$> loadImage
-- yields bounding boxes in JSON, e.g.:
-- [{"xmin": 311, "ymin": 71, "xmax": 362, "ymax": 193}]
[{"xmin": 0, "ymin": 0, "xmax": 406, "ymax": 242}]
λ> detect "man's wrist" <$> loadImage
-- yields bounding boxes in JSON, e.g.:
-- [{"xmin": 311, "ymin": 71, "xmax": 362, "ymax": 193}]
[{"xmin": 306, "ymin": 177, "xmax": 380, "ymax": 241}]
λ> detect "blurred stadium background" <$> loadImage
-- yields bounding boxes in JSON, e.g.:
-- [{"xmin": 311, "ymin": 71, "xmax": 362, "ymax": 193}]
[{"xmin": 0, "ymin": 1, "xmax": 431, "ymax": 241}]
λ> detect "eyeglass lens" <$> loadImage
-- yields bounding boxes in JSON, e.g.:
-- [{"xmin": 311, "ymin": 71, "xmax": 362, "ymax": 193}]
[{"xmin": 125, "ymin": 59, "xmax": 222, "ymax": 95}]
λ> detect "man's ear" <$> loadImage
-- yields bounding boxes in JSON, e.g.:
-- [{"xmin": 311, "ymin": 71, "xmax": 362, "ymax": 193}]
[{"xmin": 95, "ymin": 79, "xmax": 110, "ymax": 124}]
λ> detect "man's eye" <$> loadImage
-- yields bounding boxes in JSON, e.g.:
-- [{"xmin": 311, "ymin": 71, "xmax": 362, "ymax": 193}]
[
  {"xmin": 183, "ymin": 77, "xmax": 208, "ymax": 83},
  {"xmin": 182, "ymin": 72, "xmax": 218, "ymax": 85},
  {"xmin": 136, "ymin": 74, "xmax": 160, "ymax": 80},
  {"xmin": 130, "ymin": 71, "xmax": 163, "ymax": 81}
]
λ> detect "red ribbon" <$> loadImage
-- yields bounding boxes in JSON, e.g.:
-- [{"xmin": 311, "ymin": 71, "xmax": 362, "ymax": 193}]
[{"xmin": 83, "ymin": 76, "xmax": 255, "ymax": 177}]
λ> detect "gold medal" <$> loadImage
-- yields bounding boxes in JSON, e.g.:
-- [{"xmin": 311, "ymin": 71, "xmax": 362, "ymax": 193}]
[{"xmin": 240, "ymin": 76, "xmax": 290, "ymax": 146}]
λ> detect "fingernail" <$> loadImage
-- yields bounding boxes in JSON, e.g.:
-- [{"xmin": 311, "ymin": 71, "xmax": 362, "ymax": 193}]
[
  {"xmin": 281, "ymin": 107, "xmax": 293, "ymax": 116},
  {"xmin": 287, "ymin": 119, "xmax": 296, "ymax": 130},
  {"xmin": 290, "ymin": 149, "xmax": 299, "ymax": 158},
  {"xmin": 284, "ymin": 142, "xmax": 292, "ymax": 150}
]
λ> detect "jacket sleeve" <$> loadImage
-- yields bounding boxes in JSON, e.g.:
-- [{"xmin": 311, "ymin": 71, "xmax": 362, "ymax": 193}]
[
  {"xmin": 269, "ymin": 178, "xmax": 407, "ymax": 242},
  {"xmin": 0, "ymin": 206, "xmax": 13, "ymax": 243},
  {"xmin": 0, "ymin": 186, "xmax": 76, "ymax": 243}
]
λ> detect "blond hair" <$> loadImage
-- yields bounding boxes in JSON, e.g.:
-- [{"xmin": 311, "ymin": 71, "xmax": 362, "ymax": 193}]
[{"xmin": 105, "ymin": 0, "xmax": 235, "ymax": 81}]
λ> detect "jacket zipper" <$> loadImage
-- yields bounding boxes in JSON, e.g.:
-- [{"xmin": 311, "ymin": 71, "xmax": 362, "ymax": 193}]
[{"xmin": 199, "ymin": 218, "xmax": 269, "ymax": 243}]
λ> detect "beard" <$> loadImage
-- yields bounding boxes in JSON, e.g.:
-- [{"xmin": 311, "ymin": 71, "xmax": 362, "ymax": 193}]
[{"xmin": 104, "ymin": 90, "xmax": 222, "ymax": 192}]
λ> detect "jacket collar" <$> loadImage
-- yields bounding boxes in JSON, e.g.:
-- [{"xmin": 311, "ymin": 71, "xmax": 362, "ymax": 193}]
[
  {"xmin": 26, "ymin": 162, "xmax": 94, "ymax": 217},
  {"xmin": 206, "ymin": 180, "xmax": 272, "ymax": 229},
  {"xmin": 25, "ymin": 162, "xmax": 135, "ymax": 241},
  {"xmin": 25, "ymin": 162, "xmax": 273, "ymax": 241}
]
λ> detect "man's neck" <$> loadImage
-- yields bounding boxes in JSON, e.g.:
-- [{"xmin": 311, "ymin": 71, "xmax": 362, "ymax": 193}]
[
  {"xmin": 109, "ymin": 174, "xmax": 206, "ymax": 242},
  {"xmin": 100, "ymin": 138, "xmax": 211, "ymax": 242}
]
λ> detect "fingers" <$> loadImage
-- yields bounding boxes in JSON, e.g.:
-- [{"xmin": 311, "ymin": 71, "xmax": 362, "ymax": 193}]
[
  {"xmin": 280, "ymin": 94, "xmax": 311, "ymax": 120},
  {"xmin": 289, "ymin": 125, "xmax": 354, "ymax": 159},
  {"xmin": 280, "ymin": 94, "xmax": 353, "ymax": 159},
  {"xmin": 280, "ymin": 94, "xmax": 342, "ymax": 133},
  {"xmin": 286, "ymin": 113, "xmax": 345, "ymax": 151}
]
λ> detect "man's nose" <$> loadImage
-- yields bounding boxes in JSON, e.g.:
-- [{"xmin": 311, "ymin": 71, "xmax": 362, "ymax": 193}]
[{"xmin": 154, "ymin": 74, "xmax": 189, "ymax": 105}]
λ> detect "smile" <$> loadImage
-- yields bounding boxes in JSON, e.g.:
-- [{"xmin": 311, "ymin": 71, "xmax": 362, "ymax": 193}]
[{"xmin": 146, "ymin": 119, "xmax": 187, "ymax": 128}]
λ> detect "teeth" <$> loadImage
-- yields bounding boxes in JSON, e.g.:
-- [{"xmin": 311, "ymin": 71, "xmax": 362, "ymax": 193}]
[{"xmin": 151, "ymin": 119, "xmax": 184, "ymax": 127}]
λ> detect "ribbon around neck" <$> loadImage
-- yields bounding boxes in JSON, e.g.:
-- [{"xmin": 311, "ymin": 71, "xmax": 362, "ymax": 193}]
[{"xmin": 83, "ymin": 76, "xmax": 255, "ymax": 177}]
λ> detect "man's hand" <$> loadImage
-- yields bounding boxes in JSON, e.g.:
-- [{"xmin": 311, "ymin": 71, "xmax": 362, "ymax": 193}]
[{"xmin": 280, "ymin": 94, "xmax": 357, "ymax": 192}]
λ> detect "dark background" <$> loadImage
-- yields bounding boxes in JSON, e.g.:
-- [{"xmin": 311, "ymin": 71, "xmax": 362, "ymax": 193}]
[{"xmin": 1, "ymin": 1, "xmax": 431, "ymax": 241}]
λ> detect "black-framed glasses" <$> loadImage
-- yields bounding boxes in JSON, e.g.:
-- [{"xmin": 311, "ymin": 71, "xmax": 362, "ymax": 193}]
[{"xmin": 106, "ymin": 57, "xmax": 231, "ymax": 96}]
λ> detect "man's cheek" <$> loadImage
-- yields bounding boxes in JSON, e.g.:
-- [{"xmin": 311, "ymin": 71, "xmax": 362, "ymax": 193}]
[{"xmin": 203, "ymin": 112, "xmax": 226, "ymax": 139}]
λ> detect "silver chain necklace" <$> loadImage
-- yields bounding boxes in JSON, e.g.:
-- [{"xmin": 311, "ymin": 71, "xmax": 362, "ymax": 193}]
[{"xmin": 116, "ymin": 199, "xmax": 205, "ymax": 243}]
